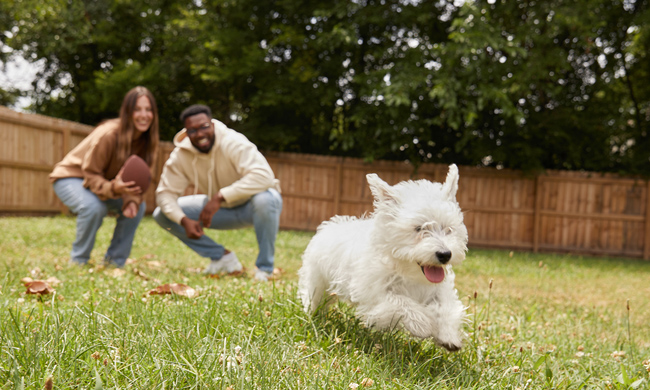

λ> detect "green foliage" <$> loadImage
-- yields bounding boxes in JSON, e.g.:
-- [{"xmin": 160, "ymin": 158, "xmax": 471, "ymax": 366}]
[{"xmin": 2, "ymin": 0, "xmax": 650, "ymax": 174}]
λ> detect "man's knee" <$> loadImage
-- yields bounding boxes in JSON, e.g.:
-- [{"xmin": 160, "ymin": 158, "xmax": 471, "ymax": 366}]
[
  {"xmin": 137, "ymin": 201, "xmax": 147, "ymax": 218},
  {"xmin": 153, "ymin": 207, "xmax": 166, "ymax": 225},
  {"xmin": 251, "ymin": 190, "xmax": 282, "ymax": 216}
]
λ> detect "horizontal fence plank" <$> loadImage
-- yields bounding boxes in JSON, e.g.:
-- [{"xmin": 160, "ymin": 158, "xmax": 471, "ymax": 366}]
[
  {"xmin": 0, "ymin": 159, "xmax": 53, "ymax": 172},
  {"xmin": 2, "ymin": 106, "xmax": 650, "ymax": 260},
  {"xmin": 0, "ymin": 205, "xmax": 62, "ymax": 212},
  {"xmin": 0, "ymin": 106, "xmax": 92, "ymax": 135}
]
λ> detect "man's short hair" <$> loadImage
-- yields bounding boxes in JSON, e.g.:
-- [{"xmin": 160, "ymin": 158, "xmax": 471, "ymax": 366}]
[{"xmin": 180, "ymin": 104, "xmax": 212, "ymax": 122}]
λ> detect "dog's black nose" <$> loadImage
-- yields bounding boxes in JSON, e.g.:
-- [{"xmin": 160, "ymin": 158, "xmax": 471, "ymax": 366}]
[{"xmin": 436, "ymin": 251, "xmax": 452, "ymax": 264}]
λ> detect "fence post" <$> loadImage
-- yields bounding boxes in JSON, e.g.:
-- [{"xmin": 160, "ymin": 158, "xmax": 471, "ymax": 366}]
[
  {"xmin": 59, "ymin": 126, "xmax": 72, "ymax": 214},
  {"xmin": 643, "ymin": 180, "xmax": 650, "ymax": 260},
  {"xmin": 333, "ymin": 158, "xmax": 343, "ymax": 215},
  {"xmin": 533, "ymin": 175, "xmax": 543, "ymax": 253},
  {"xmin": 62, "ymin": 127, "xmax": 70, "ymax": 155}
]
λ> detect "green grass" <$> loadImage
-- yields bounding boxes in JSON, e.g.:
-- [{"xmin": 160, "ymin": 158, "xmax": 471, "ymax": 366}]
[{"xmin": 1, "ymin": 215, "xmax": 649, "ymax": 389}]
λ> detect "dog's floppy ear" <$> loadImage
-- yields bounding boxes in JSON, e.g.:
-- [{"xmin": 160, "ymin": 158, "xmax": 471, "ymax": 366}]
[
  {"xmin": 367, "ymin": 173, "xmax": 396, "ymax": 205},
  {"xmin": 442, "ymin": 164, "xmax": 459, "ymax": 201}
]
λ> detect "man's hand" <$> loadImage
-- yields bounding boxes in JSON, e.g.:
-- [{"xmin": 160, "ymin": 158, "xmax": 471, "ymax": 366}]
[
  {"xmin": 181, "ymin": 217, "xmax": 204, "ymax": 239},
  {"xmin": 199, "ymin": 192, "xmax": 224, "ymax": 228}
]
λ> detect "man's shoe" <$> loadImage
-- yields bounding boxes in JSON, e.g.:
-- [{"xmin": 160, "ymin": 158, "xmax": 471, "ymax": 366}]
[
  {"xmin": 203, "ymin": 251, "xmax": 243, "ymax": 274},
  {"xmin": 254, "ymin": 269, "xmax": 273, "ymax": 282}
]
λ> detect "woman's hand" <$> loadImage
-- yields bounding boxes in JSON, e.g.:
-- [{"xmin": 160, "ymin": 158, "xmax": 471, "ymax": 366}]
[
  {"xmin": 112, "ymin": 170, "xmax": 142, "ymax": 196},
  {"xmin": 123, "ymin": 201, "xmax": 138, "ymax": 218}
]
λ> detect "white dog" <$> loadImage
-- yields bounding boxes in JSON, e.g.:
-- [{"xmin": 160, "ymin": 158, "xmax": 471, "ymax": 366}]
[{"xmin": 298, "ymin": 164, "xmax": 468, "ymax": 351}]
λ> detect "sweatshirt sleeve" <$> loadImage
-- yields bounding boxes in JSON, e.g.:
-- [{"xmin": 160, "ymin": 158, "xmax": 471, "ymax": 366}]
[
  {"xmin": 81, "ymin": 131, "xmax": 118, "ymax": 200},
  {"xmin": 218, "ymin": 138, "xmax": 276, "ymax": 205},
  {"xmin": 155, "ymin": 148, "xmax": 192, "ymax": 224}
]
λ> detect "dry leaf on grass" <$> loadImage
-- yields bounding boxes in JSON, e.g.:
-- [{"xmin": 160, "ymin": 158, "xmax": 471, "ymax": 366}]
[
  {"xmin": 29, "ymin": 267, "xmax": 43, "ymax": 279},
  {"xmin": 132, "ymin": 268, "xmax": 161, "ymax": 283},
  {"xmin": 143, "ymin": 260, "xmax": 165, "ymax": 269},
  {"xmin": 45, "ymin": 276, "xmax": 62, "ymax": 286},
  {"xmin": 204, "ymin": 268, "xmax": 247, "ymax": 279},
  {"xmin": 23, "ymin": 280, "xmax": 54, "ymax": 295},
  {"xmin": 228, "ymin": 269, "xmax": 246, "ymax": 277},
  {"xmin": 148, "ymin": 283, "xmax": 198, "ymax": 298},
  {"xmin": 106, "ymin": 268, "xmax": 126, "ymax": 278}
]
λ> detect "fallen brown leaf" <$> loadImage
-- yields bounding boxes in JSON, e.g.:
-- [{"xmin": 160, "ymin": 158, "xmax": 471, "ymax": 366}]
[
  {"xmin": 45, "ymin": 276, "xmax": 62, "ymax": 286},
  {"xmin": 24, "ymin": 280, "xmax": 54, "ymax": 295},
  {"xmin": 148, "ymin": 283, "xmax": 198, "ymax": 298},
  {"xmin": 132, "ymin": 268, "xmax": 161, "ymax": 283},
  {"xmin": 29, "ymin": 267, "xmax": 43, "ymax": 278},
  {"xmin": 144, "ymin": 260, "xmax": 164, "ymax": 269},
  {"xmin": 106, "ymin": 268, "xmax": 126, "ymax": 278}
]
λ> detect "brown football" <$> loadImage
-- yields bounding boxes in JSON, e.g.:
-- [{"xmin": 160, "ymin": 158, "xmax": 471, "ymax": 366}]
[{"xmin": 121, "ymin": 155, "xmax": 152, "ymax": 193}]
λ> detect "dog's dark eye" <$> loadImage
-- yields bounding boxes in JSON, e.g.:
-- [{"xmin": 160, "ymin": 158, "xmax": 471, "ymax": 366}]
[{"xmin": 415, "ymin": 226, "xmax": 422, "ymax": 232}]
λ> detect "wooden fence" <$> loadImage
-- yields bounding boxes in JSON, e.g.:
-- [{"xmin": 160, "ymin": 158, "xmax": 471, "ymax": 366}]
[{"xmin": 2, "ymin": 105, "xmax": 650, "ymax": 259}]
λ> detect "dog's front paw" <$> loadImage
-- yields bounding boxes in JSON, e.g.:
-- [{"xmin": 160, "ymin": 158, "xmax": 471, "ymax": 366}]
[
  {"xmin": 434, "ymin": 329, "xmax": 464, "ymax": 352},
  {"xmin": 438, "ymin": 340, "xmax": 463, "ymax": 352}
]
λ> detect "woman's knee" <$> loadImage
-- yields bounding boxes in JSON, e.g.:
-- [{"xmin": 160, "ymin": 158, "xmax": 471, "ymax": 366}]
[{"xmin": 77, "ymin": 198, "xmax": 108, "ymax": 220}]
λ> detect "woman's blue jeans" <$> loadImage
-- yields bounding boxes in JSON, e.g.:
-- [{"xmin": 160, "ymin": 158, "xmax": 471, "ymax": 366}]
[
  {"xmin": 153, "ymin": 189, "xmax": 282, "ymax": 273},
  {"xmin": 53, "ymin": 177, "xmax": 146, "ymax": 267}
]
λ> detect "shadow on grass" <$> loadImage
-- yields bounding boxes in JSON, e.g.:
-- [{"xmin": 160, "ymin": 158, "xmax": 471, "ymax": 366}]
[{"xmin": 305, "ymin": 301, "xmax": 483, "ymax": 385}]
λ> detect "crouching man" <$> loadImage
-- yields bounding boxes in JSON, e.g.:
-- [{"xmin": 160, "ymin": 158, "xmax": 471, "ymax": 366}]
[{"xmin": 154, "ymin": 104, "xmax": 282, "ymax": 281}]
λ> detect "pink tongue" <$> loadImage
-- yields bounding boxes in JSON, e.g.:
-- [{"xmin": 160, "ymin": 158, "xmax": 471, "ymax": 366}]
[{"xmin": 422, "ymin": 266, "xmax": 445, "ymax": 283}]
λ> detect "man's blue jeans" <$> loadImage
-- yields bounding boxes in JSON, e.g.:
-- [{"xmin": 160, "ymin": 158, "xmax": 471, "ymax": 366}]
[
  {"xmin": 153, "ymin": 189, "xmax": 282, "ymax": 273},
  {"xmin": 53, "ymin": 177, "xmax": 146, "ymax": 267}
]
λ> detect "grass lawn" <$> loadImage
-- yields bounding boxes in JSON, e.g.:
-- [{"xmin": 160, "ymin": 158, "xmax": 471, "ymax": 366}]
[{"xmin": 1, "ymin": 215, "xmax": 649, "ymax": 389}]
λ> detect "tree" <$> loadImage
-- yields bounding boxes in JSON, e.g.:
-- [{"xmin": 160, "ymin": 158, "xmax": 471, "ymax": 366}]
[
  {"xmin": 0, "ymin": 0, "xmax": 201, "ymax": 138},
  {"xmin": 2, "ymin": 0, "xmax": 649, "ymax": 174}
]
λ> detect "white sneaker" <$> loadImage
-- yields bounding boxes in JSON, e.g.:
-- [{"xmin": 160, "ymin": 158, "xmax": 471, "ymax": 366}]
[
  {"xmin": 255, "ymin": 269, "xmax": 273, "ymax": 282},
  {"xmin": 203, "ymin": 251, "xmax": 243, "ymax": 274}
]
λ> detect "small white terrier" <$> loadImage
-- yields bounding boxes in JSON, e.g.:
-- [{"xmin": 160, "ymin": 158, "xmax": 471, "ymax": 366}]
[{"xmin": 298, "ymin": 164, "xmax": 468, "ymax": 351}]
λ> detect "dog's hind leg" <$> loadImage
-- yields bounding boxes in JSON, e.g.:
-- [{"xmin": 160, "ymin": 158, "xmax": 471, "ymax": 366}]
[{"xmin": 297, "ymin": 263, "xmax": 328, "ymax": 314}]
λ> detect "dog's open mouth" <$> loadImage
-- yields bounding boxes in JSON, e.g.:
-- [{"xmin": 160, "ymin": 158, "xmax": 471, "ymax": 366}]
[{"xmin": 421, "ymin": 265, "xmax": 445, "ymax": 283}]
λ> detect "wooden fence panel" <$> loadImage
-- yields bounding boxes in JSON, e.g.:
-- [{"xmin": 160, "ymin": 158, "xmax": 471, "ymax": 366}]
[
  {"xmin": 267, "ymin": 153, "xmax": 341, "ymax": 230},
  {"xmin": 0, "ymin": 106, "xmax": 94, "ymax": 213},
  {"xmin": 457, "ymin": 169, "xmax": 536, "ymax": 250},
  {"xmin": 535, "ymin": 176, "xmax": 647, "ymax": 256},
  {"xmin": 2, "ymin": 106, "xmax": 650, "ymax": 259}
]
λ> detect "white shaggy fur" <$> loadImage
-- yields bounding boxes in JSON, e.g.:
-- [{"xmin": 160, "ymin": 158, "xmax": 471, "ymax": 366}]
[{"xmin": 298, "ymin": 164, "xmax": 468, "ymax": 351}]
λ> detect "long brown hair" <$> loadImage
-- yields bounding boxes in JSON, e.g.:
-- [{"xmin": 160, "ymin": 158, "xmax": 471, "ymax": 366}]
[{"xmin": 116, "ymin": 86, "xmax": 160, "ymax": 168}]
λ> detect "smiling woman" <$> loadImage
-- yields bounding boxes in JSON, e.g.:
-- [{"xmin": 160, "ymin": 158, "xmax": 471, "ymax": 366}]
[{"xmin": 48, "ymin": 86, "xmax": 160, "ymax": 268}]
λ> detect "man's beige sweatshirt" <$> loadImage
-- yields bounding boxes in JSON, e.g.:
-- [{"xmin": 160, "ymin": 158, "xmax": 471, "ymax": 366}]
[{"xmin": 155, "ymin": 119, "xmax": 281, "ymax": 225}]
